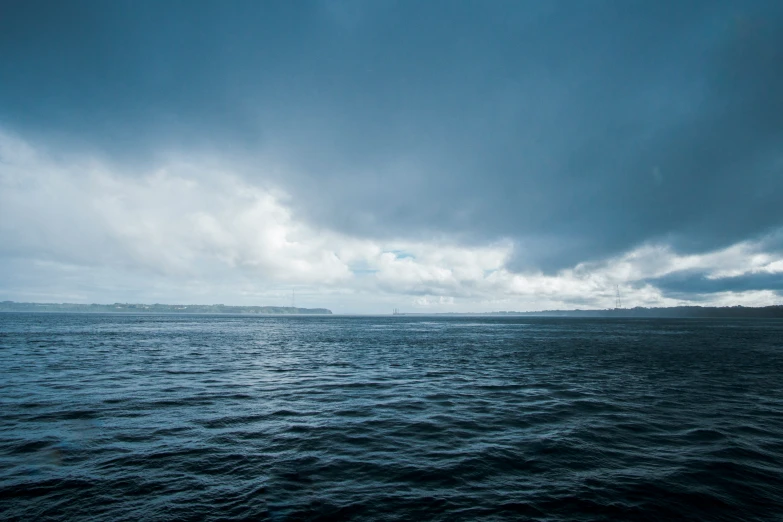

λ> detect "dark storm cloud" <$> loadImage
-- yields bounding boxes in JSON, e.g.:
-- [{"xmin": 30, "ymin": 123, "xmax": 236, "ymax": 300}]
[
  {"xmin": 2, "ymin": 0, "xmax": 782, "ymax": 272},
  {"xmin": 646, "ymin": 270, "xmax": 783, "ymax": 298}
]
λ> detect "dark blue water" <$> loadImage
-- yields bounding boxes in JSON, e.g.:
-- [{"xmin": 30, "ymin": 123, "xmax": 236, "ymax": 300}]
[{"xmin": 1, "ymin": 314, "xmax": 782, "ymax": 521}]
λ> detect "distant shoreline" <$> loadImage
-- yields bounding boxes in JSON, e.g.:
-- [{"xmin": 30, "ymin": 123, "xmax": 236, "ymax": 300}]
[
  {"xmin": 397, "ymin": 305, "xmax": 783, "ymax": 319},
  {"xmin": 0, "ymin": 301, "xmax": 332, "ymax": 315},
  {"xmin": 3, "ymin": 301, "xmax": 783, "ymax": 318}
]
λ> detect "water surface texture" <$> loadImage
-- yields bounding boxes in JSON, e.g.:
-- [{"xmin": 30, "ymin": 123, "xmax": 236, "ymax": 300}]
[{"xmin": 1, "ymin": 314, "xmax": 782, "ymax": 521}]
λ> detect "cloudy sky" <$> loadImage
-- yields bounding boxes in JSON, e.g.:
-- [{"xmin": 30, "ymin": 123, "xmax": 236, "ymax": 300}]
[{"xmin": 1, "ymin": 0, "xmax": 782, "ymax": 313}]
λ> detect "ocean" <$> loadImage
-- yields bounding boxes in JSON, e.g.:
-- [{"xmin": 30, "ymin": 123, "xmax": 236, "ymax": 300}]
[{"xmin": 1, "ymin": 313, "xmax": 782, "ymax": 521}]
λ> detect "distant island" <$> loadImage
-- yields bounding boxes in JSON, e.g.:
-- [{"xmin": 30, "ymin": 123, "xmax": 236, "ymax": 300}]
[
  {"xmin": 0, "ymin": 301, "xmax": 332, "ymax": 315},
  {"xmin": 426, "ymin": 305, "xmax": 783, "ymax": 318}
]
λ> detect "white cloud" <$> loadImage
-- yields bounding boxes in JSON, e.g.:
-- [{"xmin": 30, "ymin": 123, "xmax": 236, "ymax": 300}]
[{"xmin": 1, "ymin": 129, "xmax": 781, "ymax": 313}]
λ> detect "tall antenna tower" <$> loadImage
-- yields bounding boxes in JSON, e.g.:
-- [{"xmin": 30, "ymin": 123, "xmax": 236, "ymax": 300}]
[
  {"xmin": 292, "ymin": 289, "xmax": 296, "ymax": 309},
  {"xmin": 615, "ymin": 285, "xmax": 622, "ymax": 309}
]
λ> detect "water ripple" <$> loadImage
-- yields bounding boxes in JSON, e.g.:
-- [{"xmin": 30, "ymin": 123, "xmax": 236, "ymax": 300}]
[{"xmin": 1, "ymin": 314, "xmax": 782, "ymax": 521}]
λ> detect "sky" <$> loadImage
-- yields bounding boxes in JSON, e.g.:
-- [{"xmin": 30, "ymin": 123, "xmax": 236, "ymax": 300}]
[{"xmin": 1, "ymin": 0, "xmax": 782, "ymax": 314}]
